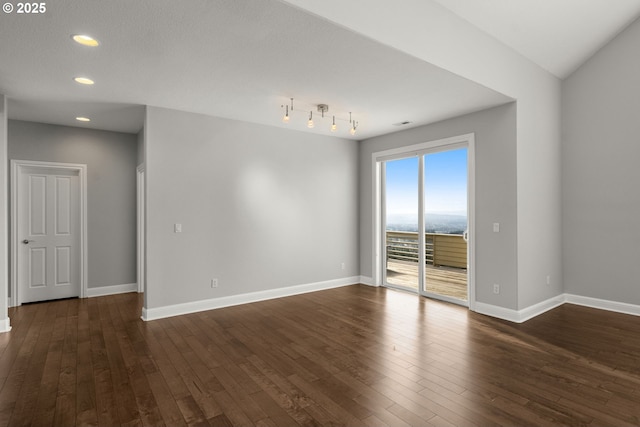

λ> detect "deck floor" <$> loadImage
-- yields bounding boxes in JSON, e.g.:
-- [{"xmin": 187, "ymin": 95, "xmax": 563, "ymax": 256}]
[{"xmin": 386, "ymin": 259, "xmax": 468, "ymax": 300}]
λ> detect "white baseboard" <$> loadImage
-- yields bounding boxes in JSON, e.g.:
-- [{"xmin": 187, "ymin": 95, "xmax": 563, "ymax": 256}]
[
  {"xmin": 141, "ymin": 276, "xmax": 360, "ymax": 321},
  {"xmin": 0, "ymin": 317, "xmax": 11, "ymax": 333},
  {"xmin": 474, "ymin": 302, "xmax": 522, "ymax": 323},
  {"xmin": 359, "ymin": 276, "xmax": 377, "ymax": 286},
  {"xmin": 86, "ymin": 283, "xmax": 137, "ymax": 298},
  {"xmin": 138, "ymin": 275, "xmax": 640, "ymax": 324},
  {"xmin": 475, "ymin": 293, "xmax": 640, "ymax": 323},
  {"xmin": 475, "ymin": 295, "xmax": 567, "ymax": 323},
  {"xmin": 517, "ymin": 295, "xmax": 567, "ymax": 323},
  {"xmin": 565, "ymin": 294, "xmax": 640, "ymax": 316}
]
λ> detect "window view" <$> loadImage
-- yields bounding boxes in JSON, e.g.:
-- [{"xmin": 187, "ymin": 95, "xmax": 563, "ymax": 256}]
[
  {"xmin": 385, "ymin": 157, "xmax": 420, "ymax": 290},
  {"xmin": 384, "ymin": 147, "xmax": 468, "ymax": 302},
  {"xmin": 423, "ymin": 148, "xmax": 468, "ymax": 301}
]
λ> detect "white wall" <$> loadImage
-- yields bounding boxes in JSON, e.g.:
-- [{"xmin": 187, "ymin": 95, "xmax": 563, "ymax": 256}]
[
  {"xmin": 144, "ymin": 107, "xmax": 359, "ymax": 311},
  {"xmin": 8, "ymin": 120, "xmax": 138, "ymax": 289},
  {"xmin": 284, "ymin": 0, "xmax": 563, "ymax": 311},
  {"xmin": 360, "ymin": 103, "xmax": 519, "ymax": 308},
  {"xmin": 562, "ymin": 17, "xmax": 640, "ymax": 304}
]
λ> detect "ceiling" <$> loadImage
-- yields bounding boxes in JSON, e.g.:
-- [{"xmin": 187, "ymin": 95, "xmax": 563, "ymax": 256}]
[
  {"xmin": 1, "ymin": 0, "xmax": 639, "ymax": 138},
  {"xmin": 431, "ymin": 0, "xmax": 640, "ymax": 78}
]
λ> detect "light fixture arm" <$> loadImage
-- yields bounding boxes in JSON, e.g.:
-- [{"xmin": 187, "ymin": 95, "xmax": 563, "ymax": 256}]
[{"xmin": 281, "ymin": 98, "xmax": 360, "ymax": 135}]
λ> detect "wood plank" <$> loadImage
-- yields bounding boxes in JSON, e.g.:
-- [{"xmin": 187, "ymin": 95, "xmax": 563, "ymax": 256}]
[
  {"xmin": 386, "ymin": 260, "xmax": 468, "ymax": 300},
  {"xmin": 1, "ymin": 288, "xmax": 640, "ymax": 426}
]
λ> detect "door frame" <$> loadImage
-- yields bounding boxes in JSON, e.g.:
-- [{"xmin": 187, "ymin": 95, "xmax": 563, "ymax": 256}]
[
  {"xmin": 10, "ymin": 160, "xmax": 88, "ymax": 306},
  {"xmin": 372, "ymin": 133, "xmax": 476, "ymax": 310},
  {"xmin": 136, "ymin": 163, "xmax": 145, "ymax": 293}
]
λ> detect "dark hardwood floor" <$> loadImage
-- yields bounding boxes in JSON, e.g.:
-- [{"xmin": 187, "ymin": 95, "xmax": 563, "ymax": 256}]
[{"xmin": 1, "ymin": 285, "xmax": 639, "ymax": 426}]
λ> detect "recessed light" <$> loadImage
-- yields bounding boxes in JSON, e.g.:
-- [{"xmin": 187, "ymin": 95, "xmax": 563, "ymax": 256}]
[
  {"xmin": 72, "ymin": 34, "xmax": 99, "ymax": 47},
  {"xmin": 73, "ymin": 77, "xmax": 94, "ymax": 85},
  {"xmin": 76, "ymin": 117, "xmax": 91, "ymax": 122}
]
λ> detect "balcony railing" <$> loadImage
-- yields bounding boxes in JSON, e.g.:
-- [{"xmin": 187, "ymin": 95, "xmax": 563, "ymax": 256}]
[{"xmin": 386, "ymin": 231, "xmax": 467, "ymax": 269}]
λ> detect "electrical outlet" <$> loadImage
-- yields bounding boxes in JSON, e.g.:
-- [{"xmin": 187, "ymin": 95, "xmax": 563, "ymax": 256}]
[
  {"xmin": 211, "ymin": 278, "xmax": 219, "ymax": 288},
  {"xmin": 493, "ymin": 284, "xmax": 500, "ymax": 294},
  {"xmin": 546, "ymin": 275, "xmax": 551, "ymax": 285},
  {"xmin": 341, "ymin": 262, "xmax": 345, "ymax": 270}
]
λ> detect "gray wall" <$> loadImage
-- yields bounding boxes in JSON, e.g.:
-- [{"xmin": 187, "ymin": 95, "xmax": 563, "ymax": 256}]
[
  {"xmin": 145, "ymin": 106, "xmax": 359, "ymax": 309},
  {"xmin": 0, "ymin": 96, "xmax": 8, "ymax": 325},
  {"xmin": 359, "ymin": 103, "xmax": 519, "ymax": 309},
  {"xmin": 8, "ymin": 120, "xmax": 138, "ymax": 289},
  {"xmin": 137, "ymin": 126, "xmax": 145, "ymax": 166},
  {"xmin": 562, "ymin": 17, "xmax": 640, "ymax": 304}
]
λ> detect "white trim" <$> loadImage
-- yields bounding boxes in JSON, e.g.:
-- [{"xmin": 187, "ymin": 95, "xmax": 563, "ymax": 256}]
[
  {"xmin": 372, "ymin": 133, "xmax": 475, "ymax": 162},
  {"xmin": 565, "ymin": 294, "xmax": 640, "ymax": 317},
  {"xmin": 137, "ymin": 276, "xmax": 640, "ymax": 323},
  {"xmin": 142, "ymin": 276, "xmax": 359, "ymax": 321},
  {"xmin": 86, "ymin": 283, "xmax": 138, "ymax": 298},
  {"xmin": 136, "ymin": 164, "xmax": 145, "ymax": 293},
  {"xmin": 0, "ymin": 318, "xmax": 11, "ymax": 333},
  {"xmin": 473, "ymin": 293, "xmax": 640, "ymax": 323},
  {"xmin": 473, "ymin": 301, "xmax": 522, "ymax": 323},
  {"xmin": 359, "ymin": 276, "xmax": 377, "ymax": 286},
  {"xmin": 474, "ymin": 295, "xmax": 565, "ymax": 323},
  {"xmin": 10, "ymin": 160, "xmax": 88, "ymax": 307},
  {"xmin": 417, "ymin": 155, "xmax": 427, "ymax": 297},
  {"xmin": 517, "ymin": 296, "xmax": 566, "ymax": 322},
  {"xmin": 466, "ymin": 136, "xmax": 476, "ymax": 311}
]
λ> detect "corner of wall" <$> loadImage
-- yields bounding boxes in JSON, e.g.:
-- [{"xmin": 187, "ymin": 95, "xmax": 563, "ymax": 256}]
[{"xmin": 0, "ymin": 95, "xmax": 10, "ymax": 332}]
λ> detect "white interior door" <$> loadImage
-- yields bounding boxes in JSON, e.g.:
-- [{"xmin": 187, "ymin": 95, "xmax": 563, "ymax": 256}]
[{"xmin": 17, "ymin": 166, "xmax": 81, "ymax": 303}]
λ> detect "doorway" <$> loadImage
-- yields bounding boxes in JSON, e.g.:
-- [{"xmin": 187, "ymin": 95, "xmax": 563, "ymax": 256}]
[
  {"xmin": 375, "ymin": 134, "xmax": 474, "ymax": 307},
  {"xmin": 11, "ymin": 160, "xmax": 87, "ymax": 305}
]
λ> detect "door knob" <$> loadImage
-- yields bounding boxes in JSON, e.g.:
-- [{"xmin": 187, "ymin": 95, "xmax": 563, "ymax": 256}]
[{"xmin": 22, "ymin": 239, "xmax": 35, "ymax": 244}]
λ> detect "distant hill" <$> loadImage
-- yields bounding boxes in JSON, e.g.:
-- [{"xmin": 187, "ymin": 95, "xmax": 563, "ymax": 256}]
[{"xmin": 386, "ymin": 213, "xmax": 467, "ymax": 234}]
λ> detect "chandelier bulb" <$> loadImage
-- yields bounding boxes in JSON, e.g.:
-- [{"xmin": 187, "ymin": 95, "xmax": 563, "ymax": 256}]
[
  {"xmin": 331, "ymin": 116, "xmax": 337, "ymax": 132},
  {"xmin": 283, "ymin": 105, "xmax": 290, "ymax": 123},
  {"xmin": 307, "ymin": 111, "xmax": 314, "ymax": 128}
]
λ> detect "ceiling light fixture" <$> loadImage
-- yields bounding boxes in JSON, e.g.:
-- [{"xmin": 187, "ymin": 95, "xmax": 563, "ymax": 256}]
[
  {"xmin": 349, "ymin": 112, "xmax": 357, "ymax": 135},
  {"xmin": 72, "ymin": 34, "xmax": 100, "ymax": 47},
  {"xmin": 280, "ymin": 98, "xmax": 360, "ymax": 135},
  {"xmin": 282, "ymin": 98, "xmax": 293, "ymax": 123},
  {"xmin": 350, "ymin": 120, "xmax": 358, "ymax": 136},
  {"xmin": 74, "ymin": 76, "xmax": 94, "ymax": 85},
  {"xmin": 75, "ymin": 117, "xmax": 91, "ymax": 122}
]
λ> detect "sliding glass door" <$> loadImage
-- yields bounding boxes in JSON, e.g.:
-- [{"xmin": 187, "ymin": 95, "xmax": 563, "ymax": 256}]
[
  {"xmin": 383, "ymin": 157, "xmax": 420, "ymax": 291},
  {"xmin": 382, "ymin": 144, "xmax": 469, "ymax": 305},
  {"xmin": 423, "ymin": 148, "xmax": 468, "ymax": 302}
]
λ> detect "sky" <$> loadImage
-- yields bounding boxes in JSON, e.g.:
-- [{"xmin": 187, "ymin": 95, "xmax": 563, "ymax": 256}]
[{"xmin": 385, "ymin": 148, "xmax": 467, "ymax": 216}]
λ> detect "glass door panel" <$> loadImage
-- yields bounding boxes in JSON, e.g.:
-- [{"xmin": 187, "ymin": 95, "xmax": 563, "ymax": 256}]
[
  {"xmin": 423, "ymin": 148, "xmax": 468, "ymax": 302},
  {"xmin": 384, "ymin": 157, "xmax": 419, "ymax": 291}
]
